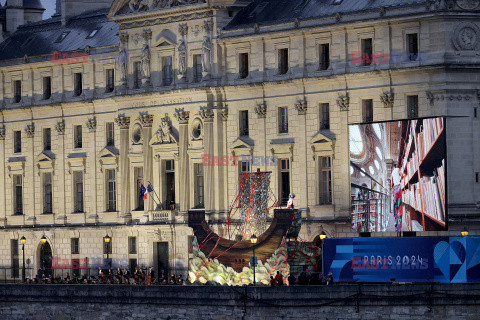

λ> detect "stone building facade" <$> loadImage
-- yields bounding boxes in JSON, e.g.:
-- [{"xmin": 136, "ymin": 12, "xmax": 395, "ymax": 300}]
[{"xmin": 0, "ymin": 0, "xmax": 479, "ymax": 278}]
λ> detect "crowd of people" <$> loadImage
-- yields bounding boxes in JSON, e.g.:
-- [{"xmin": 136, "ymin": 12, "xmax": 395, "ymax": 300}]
[
  {"xmin": 25, "ymin": 266, "xmax": 184, "ymax": 285},
  {"xmin": 270, "ymin": 271, "xmax": 334, "ymax": 286}
]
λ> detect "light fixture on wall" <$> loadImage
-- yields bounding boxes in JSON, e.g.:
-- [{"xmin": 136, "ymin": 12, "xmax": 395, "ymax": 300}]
[
  {"xmin": 41, "ymin": 235, "xmax": 47, "ymax": 244},
  {"xmin": 461, "ymin": 227, "xmax": 469, "ymax": 237}
]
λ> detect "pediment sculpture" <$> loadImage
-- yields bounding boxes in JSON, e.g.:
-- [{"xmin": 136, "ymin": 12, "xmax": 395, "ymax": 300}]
[{"xmin": 127, "ymin": 0, "xmax": 206, "ymax": 13}]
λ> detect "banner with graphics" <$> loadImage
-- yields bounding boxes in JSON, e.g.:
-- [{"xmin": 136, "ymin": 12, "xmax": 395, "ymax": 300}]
[{"xmin": 324, "ymin": 237, "xmax": 480, "ymax": 283}]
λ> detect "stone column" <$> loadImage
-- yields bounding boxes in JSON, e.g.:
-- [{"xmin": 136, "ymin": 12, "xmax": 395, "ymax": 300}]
[
  {"xmin": 115, "ymin": 116, "xmax": 131, "ymax": 219},
  {"xmin": 200, "ymin": 109, "xmax": 214, "ymax": 212},
  {"xmin": 139, "ymin": 114, "xmax": 153, "ymax": 221},
  {"xmin": 174, "ymin": 111, "xmax": 189, "ymax": 213}
]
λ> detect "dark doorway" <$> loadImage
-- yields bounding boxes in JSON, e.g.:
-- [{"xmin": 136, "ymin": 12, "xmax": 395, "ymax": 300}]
[
  {"xmin": 40, "ymin": 242, "xmax": 52, "ymax": 276},
  {"xmin": 166, "ymin": 171, "xmax": 175, "ymax": 210},
  {"xmin": 154, "ymin": 242, "xmax": 169, "ymax": 281}
]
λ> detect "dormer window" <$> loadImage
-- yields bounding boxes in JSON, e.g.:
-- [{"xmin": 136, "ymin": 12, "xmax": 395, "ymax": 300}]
[
  {"xmin": 86, "ymin": 28, "xmax": 100, "ymax": 39},
  {"xmin": 13, "ymin": 80, "xmax": 21, "ymax": 103},
  {"xmin": 55, "ymin": 31, "xmax": 70, "ymax": 43}
]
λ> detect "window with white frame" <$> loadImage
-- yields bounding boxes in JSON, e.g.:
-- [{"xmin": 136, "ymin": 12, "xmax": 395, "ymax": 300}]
[
  {"xmin": 73, "ymin": 171, "xmax": 84, "ymax": 213},
  {"xmin": 318, "ymin": 156, "xmax": 332, "ymax": 205},
  {"xmin": 106, "ymin": 169, "xmax": 116, "ymax": 212},
  {"xmin": 278, "ymin": 107, "xmax": 288, "ymax": 133},
  {"xmin": 43, "ymin": 172, "xmax": 53, "ymax": 214}
]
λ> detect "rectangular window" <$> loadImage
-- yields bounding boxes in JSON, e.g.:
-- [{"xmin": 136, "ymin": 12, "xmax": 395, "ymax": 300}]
[
  {"xmin": 193, "ymin": 54, "xmax": 202, "ymax": 82},
  {"xmin": 195, "ymin": 164, "xmax": 204, "ymax": 208},
  {"xmin": 74, "ymin": 125, "xmax": 82, "ymax": 148},
  {"xmin": 106, "ymin": 69, "xmax": 114, "ymax": 93},
  {"xmin": 43, "ymin": 76, "xmax": 51, "ymax": 100},
  {"xmin": 165, "ymin": 160, "xmax": 175, "ymax": 210},
  {"xmin": 73, "ymin": 171, "xmax": 84, "ymax": 213},
  {"xmin": 106, "ymin": 169, "xmax": 116, "ymax": 212},
  {"xmin": 43, "ymin": 172, "xmax": 53, "ymax": 214},
  {"xmin": 11, "ymin": 239, "xmax": 19, "ymax": 278},
  {"xmin": 128, "ymin": 236, "xmax": 137, "ymax": 254},
  {"xmin": 74, "ymin": 73, "xmax": 82, "ymax": 96},
  {"xmin": 239, "ymin": 53, "xmax": 249, "ymax": 78},
  {"xmin": 278, "ymin": 107, "xmax": 289, "ymax": 133},
  {"xmin": 14, "ymin": 130, "xmax": 21, "ymax": 153},
  {"xmin": 13, "ymin": 175, "xmax": 22, "ymax": 215},
  {"xmin": 361, "ymin": 38, "xmax": 373, "ymax": 66},
  {"xmin": 407, "ymin": 95, "xmax": 419, "ymax": 119},
  {"xmin": 320, "ymin": 103, "xmax": 330, "ymax": 130},
  {"xmin": 319, "ymin": 156, "xmax": 332, "ymax": 205},
  {"xmin": 278, "ymin": 48, "xmax": 289, "ymax": 75},
  {"xmin": 407, "ymin": 33, "xmax": 418, "ymax": 62},
  {"xmin": 319, "ymin": 43, "xmax": 330, "ymax": 70},
  {"xmin": 106, "ymin": 122, "xmax": 114, "ymax": 147},
  {"xmin": 43, "ymin": 128, "xmax": 51, "ymax": 151},
  {"xmin": 71, "ymin": 238, "xmax": 79, "ymax": 254},
  {"xmin": 239, "ymin": 110, "xmax": 249, "ymax": 136},
  {"xmin": 240, "ymin": 161, "xmax": 250, "ymax": 174},
  {"xmin": 162, "ymin": 56, "xmax": 173, "ymax": 86},
  {"xmin": 363, "ymin": 99, "xmax": 373, "ymax": 123},
  {"xmin": 134, "ymin": 61, "xmax": 142, "ymax": 89},
  {"xmin": 14, "ymin": 80, "xmax": 21, "ymax": 103},
  {"xmin": 135, "ymin": 167, "xmax": 144, "ymax": 210},
  {"xmin": 279, "ymin": 159, "xmax": 290, "ymax": 206}
]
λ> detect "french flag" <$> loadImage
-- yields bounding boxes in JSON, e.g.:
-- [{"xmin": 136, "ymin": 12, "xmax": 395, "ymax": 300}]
[{"xmin": 141, "ymin": 184, "xmax": 154, "ymax": 200}]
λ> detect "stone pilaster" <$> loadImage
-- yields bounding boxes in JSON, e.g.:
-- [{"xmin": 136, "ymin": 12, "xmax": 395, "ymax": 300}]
[
  {"xmin": 0, "ymin": 126, "xmax": 5, "ymax": 226},
  {"xmin": 115, "ymin": 116, "xmax": 131, "ymax": 220},
  {"xmin": 87, "ymin": 119, "xmax": 98, "ymax": 220},
  {"xmin": 139, "ymin": 114, "xmax": 153, "ymax": 221},
  {"xmin": 55, "ymin": 121, "xmax": 66, "ymax": 222},
  {"xmin": 25, "ymin": 123, "xmax": 35, "ymax": 225},
  {"xmin": 200, "ymin": 109, "xmax": 215, "ymax": 212},
  {"xmin": 174, "ymin": 111, "xmax": 190, "ymax": 212}
]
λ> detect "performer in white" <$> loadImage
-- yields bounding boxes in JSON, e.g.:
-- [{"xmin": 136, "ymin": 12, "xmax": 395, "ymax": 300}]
[{"xmin": 287, "ymin": 193, "xmax": 295, "ymax": 209}]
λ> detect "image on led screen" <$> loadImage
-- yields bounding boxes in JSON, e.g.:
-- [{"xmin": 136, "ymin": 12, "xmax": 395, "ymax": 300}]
[{"xmin": 350, "ymin": 117, "xmax": 446, "ymax": 232}]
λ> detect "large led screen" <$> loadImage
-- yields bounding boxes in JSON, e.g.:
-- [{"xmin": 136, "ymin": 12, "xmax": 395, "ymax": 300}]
[{"xmin": 349, "ymin": 117, "xmax": 446, "ymax": 232}]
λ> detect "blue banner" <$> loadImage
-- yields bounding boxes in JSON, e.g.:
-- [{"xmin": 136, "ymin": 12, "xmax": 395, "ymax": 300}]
[{"xmin": 324, "ymin": 237, "xmax": 480, "ymax": 283}]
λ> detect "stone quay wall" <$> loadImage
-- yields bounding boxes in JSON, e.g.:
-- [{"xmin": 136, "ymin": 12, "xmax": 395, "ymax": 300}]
[{"xmin": 0, "ymin": 283, "xmax": 480, "ymax": 320}]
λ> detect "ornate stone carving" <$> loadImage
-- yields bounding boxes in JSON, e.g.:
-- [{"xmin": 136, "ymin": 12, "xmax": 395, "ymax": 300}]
[
  {"xmin": 425, "ymin": 91, "xmax": 473, "ymax": 105},
  {"xmin": 25, "ymin": 123, "xmax": 35, "ymax": 138},
  {"xmin": 294, "ymin": 18, "xmax": 300, "ymax": 28},
  {"xmin": 119, "ymin": 32, "xmax": 129, "ymax": 45},
  {"xmin": 177, "ymin": 40, "xmax": 187, "ymax": 78},
  {"xmin": 379, "ymin": 6, "xmax": 386, "ymax": 16},
  {"xmin": 138, "ymin": 114, "xmax": 153, "ymax": 127},
  {"xmin": 202, "ymin": 36, "xmax": 212, "ymax": 76},
  {"xmin": 203, "ymin": 20, "xmax": 213, "ymax": 33},
  {"xmin": 141, "ymin": 44, "xmax": 151, "ymax": 81},
  {"xmin": 127, "ymin": 0, "xmax": 206, "ymax": 13},
  {"xmin": 199, "ymin": 108, "xmax": 214, "ymax": 122},
  {"xmin": 294, "ymin": 100, "xmax": 308, "ymax": 115},
  {"xmin": 380, "ymin": 91, "xmax": 395, "ymax": 108},
  {"xmin": 337, "ymin": 94, "xmax": 349, "ymax": 111},
  {"xmin": 55, "ymin": 121, "xmax": 65, "ymax": 135},
  {"xmin": 174, "ymin": 111, "xmax": 190, "ymax": 124},
  {"xmin": 453, "ymin": 22, "xmax": 480, "ymax": 51},
  {"xmin": 456, "ymin": 0, "xmax": 480, "ymax": 9},
  {"xmin": 117, "ymin": 46, "xmax": 128, "ymax": 84},
  {"xmin": 255, "ymin": 102, "xmax": 267, "ymax": 118},
  {"xmin": 86, "ymin": 118, "xmax": 97, "ymax": 132},
  {"xmin": 179, "ymin": 23, "xmax": 188, "ymax": 37},
  {"xmin": 153, "ymin": 115, "xmax": 176, "ymax": 144},
  {"xmin": 335, "ymin": 13, "xmax": 342, "ymax": 22},
  {"xmin": 119, "ymin": 11, "xmax": 212, "ymax": 30},
  {"xmin": 143, "ymin": 28, "xmax": 152, "ymax": 42},
  {"xmin": 0, "ymin": 126, "xmax": 5, "ymax": 140},
  {"xmin": 115, "ymin": 116, "xmax": 131, "ymax": 129},
  {"xmin": 253, "ymin": 23, "xmax": 259, "ymax": 34},
  {"xmin": 219, "ymin": 107, "xmax": 228, "ymax": 121}
]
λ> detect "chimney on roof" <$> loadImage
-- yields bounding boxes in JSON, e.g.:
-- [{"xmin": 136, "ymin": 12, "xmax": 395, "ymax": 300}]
[
  {"xmin": 61, "ymin": 0, "xmax": 113, "ymax": 25},
  {"xmin": 5, "ymin": 0, "xmax": 45, "ymax": 33}
]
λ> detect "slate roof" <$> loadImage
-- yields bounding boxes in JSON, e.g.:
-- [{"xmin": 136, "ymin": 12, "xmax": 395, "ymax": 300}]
[
  {"xmin": 226, "ymin": 0, "xmax": 426, "ymax": 29},
  {"xmin": 0, "ymin": 8, "xmax": 119, "ymax": 61}
]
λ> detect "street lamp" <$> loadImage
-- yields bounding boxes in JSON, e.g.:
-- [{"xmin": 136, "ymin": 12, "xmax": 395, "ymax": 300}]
[
  {"xmin": 20, "ymin": 236, "xmax": 26, "ymax": 282},
  {"xmin": 461, "ymin": 227, "xmax": 469, "ymax": 237},
  {"xmin": 250, "ymin": 234, "xmax": 257, "ymax": 286},
  {"xmin": 104, "ymin": 235, "xmax": 111, "ymax": 268},
  {"xmin": 41, "ymin": 235, "xmax": 47, "ymax": 244},
  {"xmin": 320, "ymin": 231, "xmax": 327, "ymax": 277}
]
